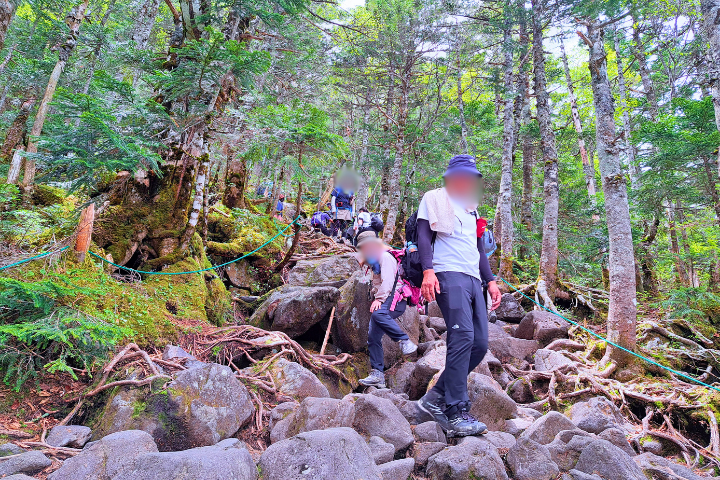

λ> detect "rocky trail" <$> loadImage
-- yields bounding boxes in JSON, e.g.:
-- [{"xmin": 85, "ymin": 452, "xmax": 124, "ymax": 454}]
[{"xmin": 1, "ymin": 253, "xmax": 719, "ymax": 480}]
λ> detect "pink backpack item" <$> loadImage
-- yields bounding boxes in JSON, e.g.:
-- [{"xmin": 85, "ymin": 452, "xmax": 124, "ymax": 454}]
[{"xmin": 387, "ymin": 249, "xmax": 425, "ymax": 311}]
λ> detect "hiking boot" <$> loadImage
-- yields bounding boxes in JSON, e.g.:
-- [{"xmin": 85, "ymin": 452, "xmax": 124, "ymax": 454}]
[
  {"xmin": 444, "ymin": 402, "xmax": 488, "ymax": 438},
  {"xmin": 399, "ymin": 339, "xmax": 418, "ymax": 355},
  {"xmin": 417, "ymin": 390, "xmax": 448, "ymax": 424},
  {"xmin": 359, "ymin": 369, "xmax": 386, "ymax": 388}
]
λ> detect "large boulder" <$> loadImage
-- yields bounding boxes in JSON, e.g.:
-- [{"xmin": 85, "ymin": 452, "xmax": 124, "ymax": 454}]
[
  {"xmin": 534, "ymin": 348, "xmax": 573, "ymax": 371},
  {"xmin": 466, "ymin": 373, "xmax": 517, "ymax": 432},
  {"xmin": 521, "ymin": 411, "xmax": 577, "ymax": 445},
  {"xmin": 368, "ymin": 436, "xmax": 395, "ymax": 465},
  {"xmin": 547, "ymin": 431, "xmax": 594, "ymax": 471},
  {"xmin": 382, "ymin": 306, "xmax": 420, "ymax": 367},
  {"xmin": 49, "ymin": 430, "xmax": 159, "ymax": 480},
  {"xmin": 95, "ymin": 363, "xmax": 254, "ymax": 451},
  {"xmin": 494, "ymin": 293, "xmax": 526, "ymax": 323},
  {"xmin": 0, "ymin": 444, "xmax": 23, "ymax": 457},
  {"xmin": 488, "ymin": 322, "xmax": 538, "ymax": 365},
  {"xmin": 259, "ymin": 427, "xmax": 382, "ymax": 480},
  {"xmin": 574, "ymin": 439, "xmax": 645, "ymax": 480},
  {"xmin": 598, "ymin": 428, "xmax": 635, "ymax": 456},
  {"xmin": 350, "ymin": 394, "xmax": 414, "ymax": 452},
  {"xmin": 271, "ymin": 397, "xmax": 354, "ymax": 443},
  {"xmin": 249, "ymin": 285, "xmax": 340, "ymax": 337},
  {"xmin": 0, "ymin": 451, "xmax": 51, "ymax": 477},
  {"xmin": 389, "ymin": 361, "xmax": 416, "ymax": 396},
  {"xmin": 271, "ymin": 359, "xmax": 330, "ymax": 400},
  {"xmin": 378, "ymin": 458, "xmax": 414, "ymax": 480},
  {"xmin": 506, "ymin": 437, "xmax": 560, "ymax": 480},
  {"xmin": 414, "ymin": 421, "xmax": 446, "ymax": 444},
  {"xmin": 332, "ymin": 271, "xmax": 372, "ymax": 352},
  {"xmin": 287, "ymin": 254, "xmax": 361, "ymax": 286},
  {"xmin": 514, "ymin": 311, "xmax": 569, "ymax": 346},
  {"xmin": 634, "ymin": 452, "xmax": 710, "ymax": 480},
  {"xmin": 410, "ymin": 344, "xmax": 446, "ymax": 399},
  {"xmin": 225, "ymin": 259, "xmax": 256, "ymax": 291},
  {"xmin": 45, "ymin": 425, "xmax": 92, "ymax": 448},
  {"xmin": 414, "ymin": 442, "xmax": 446, "ymax": 467},
  {"xmin": 569, "ymin": 396, "xmax": 627, "ymax": 434},
  {"xmin": 426, "ymin": 437, "xmax": 508, "ymax": 480}
]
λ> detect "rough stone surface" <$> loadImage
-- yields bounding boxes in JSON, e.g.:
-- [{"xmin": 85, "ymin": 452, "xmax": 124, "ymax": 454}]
[
  {"xmin": 427, "ymin": 301, "xmax": 442, "ymax": 318},
  {"xmin": 569, "ymin": 396, "xmax": 627, "ymax": 434},
  {"xmin": 351, "ymin": 394, "xmax": 414, "ymax": 452},
  {"xmin": 368, "ymin": 436, "xmax": 395, "ymax": 465},
  {"xmin": 390, "ymin": 361, "xmax": 416, "ymax": 396},
  {"xmin": 271, "ymin": 359, "xmax": 329, "ymax": 400},
  {"xmin": 382, "ymin": 307, "xmax": 420, "ymax": 367},
  {"xmin": 521, "ymin": 411, "xmax": 577, "ymax": 445},
  {"xmin": 507, "ymin": 377, "xmax": 535, "ymax": 403},
  {"xmin": 565, "ymin": 470, "xmax": 603, "ymax": 480},
  {"xmin": 271, "ymin": 396, "xmax": 354, "ymax": 443},
  {"xmin": 268, "ymin": 401, "xmax": 298, "ymax": 431},
  {"xmin": 0, "ymin": 443, "xmax": 24, "ymax": 457},
  {"xmin": 480, "ymin": 431, "xmax": 517, "ymax": 451},
  {"xmin": 45, "ymin": 425, "xmax": 92, "ymax": 448},
  {"xmin": 332, "ymin": 271, "xmax": 372, "ymax": 352},
  {"xmin": 410, "ymin": 345, "xmax": 446, "ymax": 399},
  {"xmin": 547, "ymin": 432, "xmax": 594, "ymax": 471},
  {"xmin": 488, "ymin": 323, "xmax": 538, "ymax": 364},
  {"xmin": 507, "ymin": 437, "xmax": 560, "ymax": 480},
  {"xmin": 514, "ymin": 311, "xmax": 570, "ymax": 346},
  {"xmin": 534, "ymin": 348, "xmax": 573, "ymax": 371},
  {"xmin": 634, "ymin": 452, "xmax": 709, "ymax": 480},
  {"xmin": 466, "ymin": 373, "xmax": 517, "ymax": 431},
  {"xmin": 225, "ymin": 259, "xmax": 256, "ymax": 291},
  {"xmin": 162, "ymin": 345, "xmax": 196, "ymax": 361},
  {"xmin": 378, "ymin": 458, "xmax": 414, "ymax": 480},
  {"xmin": 426, "ymin": 436, "xmax": 509, "ymax": 480},
  {"xmin": 494, "ymin": 293, "xmax": 526, "ymax": 323},
  {"xmin": 414, "ymin": 421, "xmax": 446, "ymax": 444},
  {"xmin": 0, "ymin": 451, "xmax": 51, "ymax": 477},
  {"xmin": 3, "ymin": 475, "xmax": 38, "ymax": 480},
  {"xmin": 598, "ymin": 428, "xmax": 635, "ymax": 456},
  {"xmin": 48, "ymin": 430, "xmax": 159, "ymax": 480},
  {"xmin": 414, "ymin": 442, "xmax": 446, "ymax": 466},
  {"xmin": 574, "ymin": 439, "xmax": 645, "ymax": 480},
  {"xmin": 259, "ymin": 427, "xmax": 382, "ymax": 480},
  {"xmin": 287, "ymin": 254, "xmax": 361, "ymax": 286},
  {"xmin": 250, "ymin": 285, "xmax": 340, "ymax": 337},
  {"xmin": 427, "ymin": 316, "xmax": 446, "ymax": 333}
]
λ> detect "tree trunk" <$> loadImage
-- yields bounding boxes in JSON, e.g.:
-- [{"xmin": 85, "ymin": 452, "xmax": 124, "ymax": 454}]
[
  {"xmin": 560, "ymin": 38, "xmax": 597, "ymax": 201},
  {"xmin": 355, "ymin": 92, "xmax": 372, "ymax": 210},
  {"xmin": 532, "ymin": 0, "xmax": 560, "ymax": 306},
  {"xmin": 667, "ymin": 203, "xmax": 690, "ymax": 286},
  {"xmin": 637, "ymin": 217, "xmax": 660, "ymax": 295},
  {"xmin": 498, "ymin": 29, "xmax": 517, "ymax": 281},
  {"xmin": 632, "ymin": 19, "xmax": 659, "ymax": 121},
  {"xmin": 275, "ymin": 182, "xmax": 303, "ymax": 272},
  {"xmin": 613, "ymin": 33, "xmax": 640, "ymax": 189},
  {"xmin": 519, "ymin": 100, "xmax": 534, "ymax": 260},
  {"xmin": 583, "ymin": 22, "xmax": 637, "ymax": 367},
  {"xmin": 675, "ymin": 200, "xmax": 697, "ymax": 287},
  {"xmin": 131, "ymin": 0, "xmax": 163, "ymax": 48},
  {"xmin": 457, "ymin": 66, "xmax": 469, "ymax": 155},
  {"xmin": 22, "ymin": 0, "xmax": 90, "ymax": 191},
  {"xmin": 0, "ymin": 0, "xmax": 15, "ymax": 53},
  {"xmin": 382, "ymin": 75, "xmax": 408, "ymax": 243},
  {"xmin": 701, "ymin": 0, "xmax": 720, "ymax": 183},
  {"xmin": 0, "ymin": 98, "xmax": 34, "ymax": 163},
  {"xmin": 703, "ymin": 154, "xmax": 720, "ymax": 227},
  {"xmin": 6, "ymin": 146, "xmax": 23, "ymax": 184},
  {"xmin": 223, "ymin": 150, "xmax": 247, "ymax": 209}
]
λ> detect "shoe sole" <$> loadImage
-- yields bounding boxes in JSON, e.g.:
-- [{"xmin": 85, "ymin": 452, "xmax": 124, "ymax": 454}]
[
  {"xmin": 359, "ymin": 381, "xmax": 386, "ymax": 388},
  {"xmin": 446, "ymin": 427, "xmax": 489, "ymax": 438}
]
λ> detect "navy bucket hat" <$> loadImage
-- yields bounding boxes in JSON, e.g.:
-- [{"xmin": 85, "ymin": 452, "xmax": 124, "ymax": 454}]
[{"xmin": 443, "ymin": 154, "xmax": 482, "ymax": 178}]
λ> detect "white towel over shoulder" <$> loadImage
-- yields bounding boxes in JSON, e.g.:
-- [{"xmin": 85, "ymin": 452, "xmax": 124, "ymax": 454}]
[{"xmin": 421, "ymin": 188, "xmax": 454, "ymax": 235}]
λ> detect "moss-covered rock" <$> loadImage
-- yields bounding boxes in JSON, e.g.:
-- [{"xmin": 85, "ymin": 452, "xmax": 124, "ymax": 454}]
[{"xmin": 31, "ymin": 184, "xmax": 66, "ymax": 206}]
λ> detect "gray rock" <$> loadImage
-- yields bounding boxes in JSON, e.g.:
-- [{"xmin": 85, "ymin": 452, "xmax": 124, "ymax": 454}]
[
  {"xmin": 640, "ymin": 437, "xmax": 664, "ymax": 455},
  {"xmin": 427, "ymin": 316, "xmax": 446, "ymax": 333},
  {"xmin": 634, "ymin": 452, "xmax": 710, "ymax": 480},
  {"xmin": 504, "ymin": 416, "xmax": 534, "ymax": 437},
  {"xmin": 332, "ymin": 271, "xmax": 373, "ymax": 352},
  {"xmin": 351, "ymin": 394, "xmax": 414, "ymax": 452},
  {"xmin": 414, "ymin": 442, "xmax": 446, "ymax": 466},
  {"xmin": 565, "ymin": 470, "xmax": 603, "ymax": 480},
  {"xmin": 494, "ymin": 293, "xmax": 526, "ymax": 323},
  {"xmin": 506, "ymin": 377, "xmax": 535, "ymax": 403},
  {"xmin": 378, "ymin": 458, "xmax": 414, "ymax": 480},
  {"xmin": 427, "ymin": 301, "xmax": 442, "ymax": 318},
  {"xmin": 518, "ymin": 406, "xmax": 543, "ymax": 419},
  {"xmin": 0, "ymin": 451, "xmax": 51, "ymax": 477},
  {"xmin": 569, "ymin": 396, "xmax": 626, "ymax": 434},
  {"xmin": 3, "ymin": 475, "xmax": 39, "ymax": 480},
  {"xmin": 271, "ymin": 359, "xmax": 329, "ymax": 400},
  {"xmin": 287, "ymin": 254, "xmax": 361, "ymax": 286},
  {"xmin": 574, "ymin": 439, "xmax": 645, "ymax": 480},
  {"xmin": 414, "ymin": 421, "xmax": 446, "ymax": 444},
  {"xmin": 397, "ymin": 400, "xmax": 434, "ymax": 425},
  {"xmin": 268, "ymin": 401, "xmax": 298, "ymax": 431},
  {"xmin": 382, "ymin": 307, "xmax": 420, "ymax": 368},
  {"xmin": 426, "ymin": 437, "xmax": 508, "ymax": 480},
  {"xmin": 548, "ymin": 433, "xmax": 594, "ymax": 471},
  {"xmin": 45, "ymin": 425, "xmax": 92, "ymax": 448},
  {"xmin": 467, "ymin": 373, "xmax": 517, "ymax": 431},
  {"xmin": 515, "ymin": 311, "xmax": 570, "ymax": 346},
  {"xmin": 409, "ymin": 345, "xmax": 445, "ymax": 399},
  {"xmin": 534, "ymin": 348, "xmax": 573, "ymax": 371},
  {"xmin": 480, "ymin": 431, "xmax": 517, "ymax": 451},
  {"xmin": 249, "ymin": 285, "xmax": 340, "ymax": 337},
  {"xmin": 162, "ymin": 345, "xmax": 196, "ymax": 361},
  {"xmin": 390, "ymin": 362, "xmax": 416, "ymax": 396},
  {"xmin": 271, "ymin": 396, "xmax": 355, "ymax": 443},
  {"xmin": 507, "ymin": 437, "xmax": 560, "ymax": 480},
  {"xmin": 123, "ymin": 438, "xmax": 257, "ymax": 480},
  {"xmin": 598, "ymin": 427, "xmax": 635, "ymax": 456},
  {"xmin": 488, "ymin": 323, "xmax": 538, "ymax": 364},
  {"xmin": 368, "ymin": 436, "xmax": 395, "ymax": 465},
  {"xmin": 259, "ymin": 427, "xmax": 382, "ymax": 480},
  {"xmin": 48, "ymin": 430, "xmax": 159, "ymax": 480},
  {"xmin": 521, "ymin": 411, "xmax": 577, "ymax": 445},
  {"xmin": 225, "ymin": 259, "xmax": 256, "ymax": 290},
  {"xmin": 0, "ymin": 443, "xmax": 24, "ymax": 457}
]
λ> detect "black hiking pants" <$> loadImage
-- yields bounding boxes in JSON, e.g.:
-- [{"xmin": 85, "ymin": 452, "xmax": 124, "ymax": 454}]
[
  {"xmin": 428, "ymin": 271, "xmax": 488, "ymax": 409},
  {"xmin": 368, "ymin": 297, "xmax": 408, "ymax": 371}
]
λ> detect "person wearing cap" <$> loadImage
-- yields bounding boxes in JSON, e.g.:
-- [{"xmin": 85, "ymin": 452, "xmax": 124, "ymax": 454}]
[
  {"xmin": 356, "ymin": 230, "xmax": 418, "ymax": 388},
  {"xmin": 415, "ymin": 154, "xmax": 502, "ymax": 438}
]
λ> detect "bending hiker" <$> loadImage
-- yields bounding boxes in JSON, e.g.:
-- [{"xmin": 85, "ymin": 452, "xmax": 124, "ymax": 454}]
[
  {"xmin": 275, "ymin": 194, "xmax": 285, "ymax": 221},
  {"xmin": 356, "ymin": 230, "xmax": 418, "ymax": 388},
  {"xmin": 354, "ymin": 207, "xmax": 372, "ymax": 236},
  {"xmin": 416, "ymin": 154, "xmax": 502, "ymax": 438},
  {"xmin": 311, "ymin": 209, "xmax": 332, "ymax": 236}
]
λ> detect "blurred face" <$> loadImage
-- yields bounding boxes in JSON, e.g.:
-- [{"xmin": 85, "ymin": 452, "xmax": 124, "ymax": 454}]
[
  {"xmin": 444, "ymin": 173, "xmax": 482, "ymax": 207},
  {"xmin": 359, "ymin": 241, "xmax": 384, "ymax": 262}
]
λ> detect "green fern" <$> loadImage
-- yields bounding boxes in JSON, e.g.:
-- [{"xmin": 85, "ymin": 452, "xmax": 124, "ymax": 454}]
[{"xmin": 661, "ymin": 287, "xmax": 720, "ymax": 323}]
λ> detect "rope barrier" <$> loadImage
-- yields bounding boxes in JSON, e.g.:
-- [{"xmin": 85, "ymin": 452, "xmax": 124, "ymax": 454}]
[
  {"xmin": 87, "ymin": 216, "xmax": 301, "ymax": 276},
  {"xmin": 497, "ymin": 276, "xmax": 720, "ymax": 394},
  {"xmin": 0, "ymin": 246, "xmax": 70, "ymax": 272}
]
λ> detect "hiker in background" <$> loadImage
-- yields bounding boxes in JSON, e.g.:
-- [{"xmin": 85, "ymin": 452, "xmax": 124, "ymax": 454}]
[
  {"xmin": 275, "ymin": 194, "xmax": 285, "ymax": 221},
  {"xmin": 354, "ymin": 207, "xmax": 373, "ymax": 236},
  {"xmin": 356, "ymin": 230, "xmax": 417, "ymax": 388},
  {"xmin": 331, "ymin": 176, "xmax": 355, "ymax": 239},
  {"xmin": 416, "ymin": 154, "xmax": 502, "ymax": 438},
  {"xmin": 311, "ymin": 208, "xmax": 332, "ymax": 236}
]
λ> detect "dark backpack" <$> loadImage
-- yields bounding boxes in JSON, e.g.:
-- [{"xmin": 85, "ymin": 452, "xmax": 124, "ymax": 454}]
[
  {"xmin": 370, "ymin": 213, "xmax": 384, "ymax": 232},
  {"xmin": 333, "ymin": 188, "xmax": 353, "ymax": 209},
  {"xmin": 400, "ymin": 212, "xmax": 432, "ymax": 288}
]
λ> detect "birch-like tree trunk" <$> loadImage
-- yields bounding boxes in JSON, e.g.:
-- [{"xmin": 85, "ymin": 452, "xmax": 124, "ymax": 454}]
[
  {"xmin": 613, "ymin": 34, "xmax": 640, "ymax": 189},
  {"xmin": 560, "ymin": 39, "xmax": 597, "ymax": 201},
  {"xmin": 131, "ymin": 0, "xmax": 163, "ymax": 48},
  {"xmin": 632, "ymin": 19, "xmax": 659, "ymax": 121},
  {"xmin": 0, "ymin": 98, "xmax": 34, "ymax": 162},
  {"xmin": 667, "ymin": 203, "xmax": 690, "ymax": 286},
  {"xmin": 382, "ymin": 72, "xmax": 409, "ymax": 243},
  {"xmin": 582, "ymin": 21, "xmax": 637, "ymax": 367},
  {"xmin": 457, "ymin": 67, "xmax": 469, "ymax": 155},
  {"xmin": 498, "ymin": 29, "xmax": 517, "ymax": 281},
  {"xmin": 0, "ymin": 0, "xmax": 15, "ymax": 53},
  {"xmin": 701, "ymin": 0, "xmax": 720, "ymax": 182},
  {"xmin": 519, "ymin": 99, "xmax": 534, "ymax": 260},
  {"xmin": 355, "ymin": 92, "xmax": 372, "ymax": 211},
  {"xmin": 22, "ymin": 0, "xmax": 90, "ymax": 190},
  {"xmin": 532, "ymin": 0, "xmax": 560, "ymax": 306}
]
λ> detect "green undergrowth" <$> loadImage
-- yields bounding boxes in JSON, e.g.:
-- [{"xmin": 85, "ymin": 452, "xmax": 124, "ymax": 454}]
[{"xmin": 206, "ymin": 206, "xmax": 285, "ymax": 258}]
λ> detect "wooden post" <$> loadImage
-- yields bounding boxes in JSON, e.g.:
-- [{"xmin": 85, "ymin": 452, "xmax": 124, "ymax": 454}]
[
  {"xmin": 320, "ymin": 307, "xmax": 336, "ymax": 356},
  {"xmin": 75, "ymin": 203, "xmax": 94, "ymax": 262}
]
